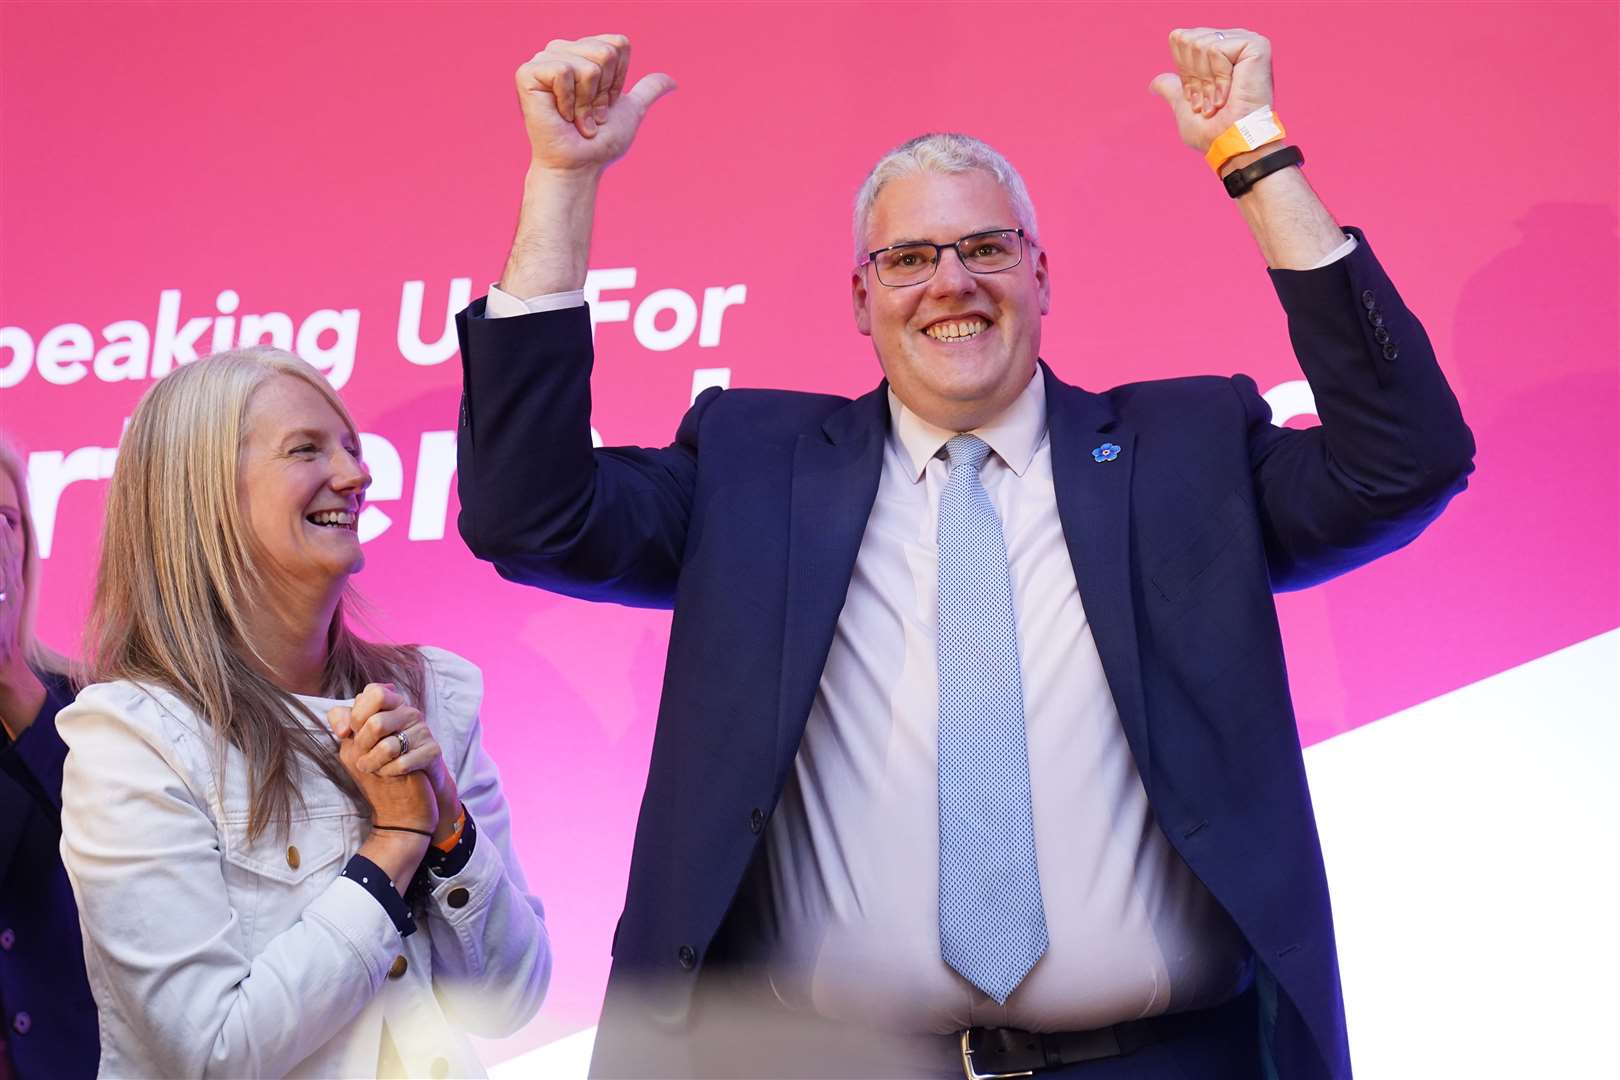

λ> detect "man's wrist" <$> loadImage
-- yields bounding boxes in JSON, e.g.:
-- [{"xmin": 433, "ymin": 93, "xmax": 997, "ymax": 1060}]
[
  {"xmin": 525, "ymin": 160, "xmax": 607, "ymax": 189},
  {"xmin": 499, "ymin": 167, "xmax": 600, "ymax": 297},
  {"xmin": 1219, "ymin": 140, "xmax": 1293, "ymax": 180}
]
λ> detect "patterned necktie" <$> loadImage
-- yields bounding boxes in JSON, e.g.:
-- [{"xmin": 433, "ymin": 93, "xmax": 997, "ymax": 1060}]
[{"xmin": 936, "ymin": 433, "xmax": 1049, "ymax": 1004}]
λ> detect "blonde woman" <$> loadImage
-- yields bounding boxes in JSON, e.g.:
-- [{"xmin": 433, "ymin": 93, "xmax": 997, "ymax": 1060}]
[
  {"xmin": 0, "ymin": 435, "xmax": 98, "ymax": 1078},
  {"xmin": 57, "ymin": 349, "xmax": 550, "ymax": 1078}
]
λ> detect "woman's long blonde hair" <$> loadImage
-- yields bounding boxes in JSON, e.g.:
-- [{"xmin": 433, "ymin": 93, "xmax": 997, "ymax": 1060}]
[
  {"xmin": 85, "ymin": 348, "xmax": 422, "ymax": 839},
  {"xmin": 0, "ymin": 434, "xmax": 70, "ymax": 677}
]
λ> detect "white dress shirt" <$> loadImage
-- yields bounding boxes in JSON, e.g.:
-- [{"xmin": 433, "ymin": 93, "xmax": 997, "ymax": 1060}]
[{"xmin": 741, "ymin": 374, "xmax": 1251, "ymax": 1036}]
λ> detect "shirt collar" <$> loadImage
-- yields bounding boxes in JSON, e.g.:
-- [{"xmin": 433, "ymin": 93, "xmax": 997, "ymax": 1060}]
[{"xmin": 887, "ymin": 368, "xmax": 1047, "ymax": 482}]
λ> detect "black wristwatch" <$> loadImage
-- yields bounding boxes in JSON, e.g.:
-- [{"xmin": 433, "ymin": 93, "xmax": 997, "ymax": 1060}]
[{"xmin": 1223, "ymin": 145, "xmax": 1304, "ymax": 198}]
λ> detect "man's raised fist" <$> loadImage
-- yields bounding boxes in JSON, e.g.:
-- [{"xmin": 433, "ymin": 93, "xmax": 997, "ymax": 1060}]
[
  {"xmin": 516, "ymin": 34, "xmax": 676, "ymax": 173},
  {"xmin": 1149, "ymin": 28, "xmax": 1275, "ymax": 154}
]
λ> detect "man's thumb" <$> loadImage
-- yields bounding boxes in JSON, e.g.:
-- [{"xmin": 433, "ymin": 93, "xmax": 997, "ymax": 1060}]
[
  {"xmin": 1148, "ymin": 72, "xmax": 1183, "ymax": 108},
  {"xmin": 627, "ymin": 72, "xmax": 678, "ymax": 111}
]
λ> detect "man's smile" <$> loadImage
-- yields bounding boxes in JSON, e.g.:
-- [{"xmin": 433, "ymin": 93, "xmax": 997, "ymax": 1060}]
[{"xmin": 922, "ymin": 315, "xmax": 992, "ymax": 342}]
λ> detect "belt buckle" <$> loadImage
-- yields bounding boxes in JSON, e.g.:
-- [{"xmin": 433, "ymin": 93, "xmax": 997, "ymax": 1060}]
[{"xmin": 960, "ymin": 1030, "xmax": 1034, "ymax": 1080}]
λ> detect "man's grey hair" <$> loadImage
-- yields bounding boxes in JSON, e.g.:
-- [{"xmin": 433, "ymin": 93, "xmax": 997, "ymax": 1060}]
[{"xmin": 851, "ymin": 132, "xmax": 1041, "ymax": 264}]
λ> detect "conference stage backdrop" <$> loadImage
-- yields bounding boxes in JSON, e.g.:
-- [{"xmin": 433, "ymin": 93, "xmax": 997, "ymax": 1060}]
[{"xmin": 2, "ymin": 2, "xmax": 1615, "ymax": 1075}]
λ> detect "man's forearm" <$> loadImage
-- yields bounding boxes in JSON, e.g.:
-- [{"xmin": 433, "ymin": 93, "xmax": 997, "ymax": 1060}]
[
  {"xmin": 1221, "ymin": 144, "xmax": 1346, "ymax": 270},
  {"xmin": 497, "ymin": 36, "xmax": 672, "ymax": 298},
  {"xmin": 498, "ymin": 166, "xmax": 604, "ymax": 298}
]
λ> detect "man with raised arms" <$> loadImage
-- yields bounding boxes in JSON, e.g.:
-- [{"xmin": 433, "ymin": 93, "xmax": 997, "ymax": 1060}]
[{"xmin": 455, "ymin": 27, "xmax": 1471, "ymax": 1079}]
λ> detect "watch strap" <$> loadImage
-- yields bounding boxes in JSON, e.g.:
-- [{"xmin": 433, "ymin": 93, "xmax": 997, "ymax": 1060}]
[{"xmin": 1223, "ymin": 145, "xmax": 1304, "ymax": 198}]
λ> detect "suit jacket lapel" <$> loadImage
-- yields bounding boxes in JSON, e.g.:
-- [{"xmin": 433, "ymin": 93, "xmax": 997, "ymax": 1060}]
[
  {"xmin": 776, "ymin": 385, "xmax": 889, "ymax": 770},
  {"xmin": 1043, "ymin": 363, "xmax": 1152, "ymax": 783}
]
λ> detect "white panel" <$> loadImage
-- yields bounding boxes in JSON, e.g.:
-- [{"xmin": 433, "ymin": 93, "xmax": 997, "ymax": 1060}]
[{"xmin": 1306, "ymin": 630, "xmax": 1619, "ymax": 1079}]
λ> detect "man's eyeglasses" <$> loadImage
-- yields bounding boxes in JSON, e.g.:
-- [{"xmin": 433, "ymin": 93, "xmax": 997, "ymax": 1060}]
[{"xmin": 863, "ymin": 228, "xmax": 1027, "ymax": 288}]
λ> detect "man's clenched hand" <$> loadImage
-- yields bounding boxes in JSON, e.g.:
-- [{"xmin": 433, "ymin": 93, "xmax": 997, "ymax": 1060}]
[
  {"xmin": 517, "ymin": 35, "xmax": 676, "ymax": 174},
  {"xmin": 1149, "ymin": 28, "xmax": 1275, "ymax": 154}
]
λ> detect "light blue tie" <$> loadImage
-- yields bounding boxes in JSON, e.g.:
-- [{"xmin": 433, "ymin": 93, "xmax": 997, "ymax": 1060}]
[{"xmin": 936, "ymin": 433, "xmax": 1049, "ymax": 1004}]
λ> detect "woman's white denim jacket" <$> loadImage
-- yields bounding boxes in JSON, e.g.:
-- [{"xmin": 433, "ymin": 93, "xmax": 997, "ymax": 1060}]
[{"xmin": 58, "ymin": 647, "xmax": 551, "ymax": 1078}]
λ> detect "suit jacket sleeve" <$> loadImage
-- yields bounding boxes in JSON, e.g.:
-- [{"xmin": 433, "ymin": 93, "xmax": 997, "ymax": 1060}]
[
  {"xmin": 1242, "ymin": 227, "xmax": 1475, "ymax": 590},
  {"xmin": 455, "ymin": 300, "xmax": 715, "ymax": 609}
]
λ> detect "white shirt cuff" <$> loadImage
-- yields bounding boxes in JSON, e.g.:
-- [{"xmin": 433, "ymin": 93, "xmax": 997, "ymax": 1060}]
[
  {"xmin": 485, "ymin": 284, "xmax": 585, "ymax": 318},
  {"xmin": 1306, "ymin": 233, "xmax": 1357, "ymax": 270}
]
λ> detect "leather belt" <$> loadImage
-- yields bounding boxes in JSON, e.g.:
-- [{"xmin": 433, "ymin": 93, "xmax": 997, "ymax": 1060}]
[{"xmin": 959, "ymin": 1004, "xmax": 1222, "ymax": 1079}]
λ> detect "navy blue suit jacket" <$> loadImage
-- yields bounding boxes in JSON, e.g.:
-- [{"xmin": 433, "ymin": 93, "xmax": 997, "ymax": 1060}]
[
  {"xmin": 456, "ymin": 230, "xmax": 1473, "ymax": 1078},
  {"xmin": 0, "ymin": 671, "xmax": 98, "ymax": 1079}
]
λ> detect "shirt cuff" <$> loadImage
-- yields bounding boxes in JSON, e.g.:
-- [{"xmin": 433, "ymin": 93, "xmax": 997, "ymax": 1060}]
[
  {"xmin": 485, "ymin": 284, "xmax": 585, "ymax": 318},
  {"xmin": 1306, "ymin": 233, "xmax": 1358, "ymax": 270},
  {"xmin": 408, "ymin": 808, "xmax": 478, "ymax": 903},
  {"xmin": 427, "ymin": 806, "xmax": 477, "ymax": 878},
  {"xmin": 341, "ymin": 855, "xmax": 416, "ymax": 937}
]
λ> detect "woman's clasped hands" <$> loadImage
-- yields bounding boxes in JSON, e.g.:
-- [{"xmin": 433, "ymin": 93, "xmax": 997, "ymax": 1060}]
[{"xmin": 327, "ymin": 684, "xmax": 461, "ymax": 858}]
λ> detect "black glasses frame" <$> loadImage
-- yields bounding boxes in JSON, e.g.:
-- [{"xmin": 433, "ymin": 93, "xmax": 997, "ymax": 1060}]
[{"xmin": 863, "ymin": 228, "xmax": 1027, "ymax": 287}]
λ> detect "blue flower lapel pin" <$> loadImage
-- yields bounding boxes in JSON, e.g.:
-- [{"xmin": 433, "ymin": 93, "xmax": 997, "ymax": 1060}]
[{"xmin": 1091, "ymin": 441, "xmax": 1122, "ymax": 463}]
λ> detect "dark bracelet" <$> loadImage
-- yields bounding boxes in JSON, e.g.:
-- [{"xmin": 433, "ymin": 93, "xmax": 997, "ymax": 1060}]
[
  {"xmin": 1223, "ymin": 145, "xmax": 1304, "ymax": 198},
  {"xmin": 373, "ymin": 823, "xmax": 435, "ymax": 838}
]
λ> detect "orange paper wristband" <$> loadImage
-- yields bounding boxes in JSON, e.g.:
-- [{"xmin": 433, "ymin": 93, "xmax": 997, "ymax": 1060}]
[
  {"xmin": 1205, "ymin": 106, "xmax": 1286, "ymax": 172},
  {"xmin": 433, "ymin": 807, "xmax": 467, "ymax": 853}
]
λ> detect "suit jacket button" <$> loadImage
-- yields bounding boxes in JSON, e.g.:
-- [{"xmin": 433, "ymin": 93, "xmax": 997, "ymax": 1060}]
[
  {"xmin": 1367, "ymin": 310, "xmax": 1384, "ymax": 327},
  {"xmin": 1361, "ymin": 289, "xmax": 1377, "ymax": 309},
  {"xmin": 677, "ymin": 944, "xmax": 696, "ymax": 969},
  {"xmin": 1374, "ymin": 326, "xmax": 1390, "ymax": 344},
  {"xmin": 447, "ymin": 887, "xmax": 471, "ymax": 909},
  {"xmin": 286, "ymin": 846, "xmax": 301, "ymax": 870},
  {"xmin": 0, "ymin": 928, "xmax": 14, "ymax": 951},
  {"xmin": 11, "ymin": 1012, "xmax": 29, "ymax": 1035},
  {"xmin": 1382, "ymin": 343, "xmax": 1399, "ymax": 361},
  {"xmin": 749, "ymin": 808, "xmax": 765, "ymax": 834},
  {"xmin": 389, "ymin": 954, "xmax": 409, "ymax": 979}
]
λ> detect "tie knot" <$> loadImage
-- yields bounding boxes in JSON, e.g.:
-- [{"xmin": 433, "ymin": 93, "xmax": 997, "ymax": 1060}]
[{"xmin": 944, "ymin": 434, "xmax": 991, "ymax": 474}]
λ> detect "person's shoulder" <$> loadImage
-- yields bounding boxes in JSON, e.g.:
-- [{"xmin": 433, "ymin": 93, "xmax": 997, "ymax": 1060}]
[
  {"xmin": 72, "ymin": 677, "xmax": 176, "ymax": 715},
  {"xmin": 68, "ymin": 678, "xmax": 200, "ymax": 726},
  {"xmin": 692, "ymin": 385, "xmax": 870, "ymax": 452},
  {"xmin": 703, "ymin": 385, "xmax": 861, "ymax": 424},
  {"xmin": 415, "ymin": 646, "xmax": 485, "ymax": 735},
  {"xmin": 1083, "ymin": 373, "xmax": 1258, "ymax": 430},
  {"xmin": 712, "ymin": 385, "xmax": 855, "ymax": 407},
  {"xmin": 58, "ymin": 679, "xmax": 208, "ymax": 761},
  {"xmin": 1099, "ymin": 373, "xmax": 1241, "ymax": 411}
]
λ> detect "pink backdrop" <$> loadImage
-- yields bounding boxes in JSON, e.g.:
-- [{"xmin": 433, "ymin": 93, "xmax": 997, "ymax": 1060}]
[{"xmin": 3, "ymin": 1, "xmax": 1615, "ymax": 1055}]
